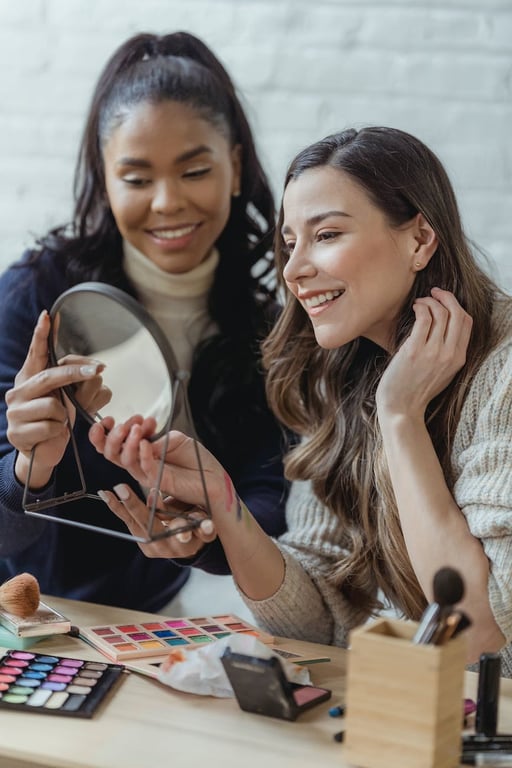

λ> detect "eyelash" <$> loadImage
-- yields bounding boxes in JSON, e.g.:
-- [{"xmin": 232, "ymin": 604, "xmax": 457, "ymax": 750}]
[
  {"xmin": 121, "ymin": 167, "xmax": 212, "ymax": 186},
  {"xmin": 283, "ymin": 231, "xmax": 340, "ymax": 254},
  {"xmin": 122, "ymin": 177, "xmax": 149, "ymax": 187},
  {"xmin": 283, "ymin": 240, "xmax": 295, "ymax": 256},
  {"xmin": 183, "ymin": 167, "xmax": 211, "ymax": 179},
  {"xmin": 317, "ymin": 231, "xmax": 340, "ymax": 242}
]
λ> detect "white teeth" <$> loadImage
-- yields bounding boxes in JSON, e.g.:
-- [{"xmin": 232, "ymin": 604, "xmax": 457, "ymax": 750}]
[
  {"xmin": 152, "ymin": 225, "xmax": 196, "ymax": 240},
  {"xmin": 304, "ymin": 289, "xmax": 344, "ymax": 308}
]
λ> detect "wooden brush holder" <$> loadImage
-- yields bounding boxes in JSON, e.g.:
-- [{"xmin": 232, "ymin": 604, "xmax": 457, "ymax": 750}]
[{"xmin": 344, "ymin": 618, "xmax": 466, "ymax": 768}]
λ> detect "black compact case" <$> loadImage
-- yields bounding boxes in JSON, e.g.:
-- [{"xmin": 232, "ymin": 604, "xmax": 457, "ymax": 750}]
[{"xmin": 221, "ymin": 647, "xmax": 331, "ymax": 721}]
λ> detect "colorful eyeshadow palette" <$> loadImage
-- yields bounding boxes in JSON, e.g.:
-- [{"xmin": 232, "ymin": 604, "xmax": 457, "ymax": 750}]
[
  {"xmin": 0, "ymin": 649, "xmax": 124, "ymax": 718},
  {"xmin": 80, "ymin": 614, "xmax": 275, "ymax": 662}
]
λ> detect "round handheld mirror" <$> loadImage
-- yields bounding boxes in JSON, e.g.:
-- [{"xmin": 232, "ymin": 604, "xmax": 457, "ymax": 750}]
[
  {"xmin": 49, "ymin": 282, "xmax": 179, "ymax": 439},
  {"xmin": 23, "ymin": 282, "xmax": 211, "ymax": 542}
]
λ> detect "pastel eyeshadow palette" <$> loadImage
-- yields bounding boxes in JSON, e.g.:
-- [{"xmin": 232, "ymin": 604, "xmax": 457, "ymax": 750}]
[
  {"xmin": 80, "ymin": 614, "xmax": 275, "ymax": 662},
  {"xmin": 0, "ymin": 649, "xmax": 124, "ymax": 718}
]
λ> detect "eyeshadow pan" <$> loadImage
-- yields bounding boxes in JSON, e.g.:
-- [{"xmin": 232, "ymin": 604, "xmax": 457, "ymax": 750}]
[
  {"xmin": 164, "ymin": 620, "xmax": 191, "ymax": 628},
  {"xmin": 60, "ymin": 659, "xmax": 84, "ymax": 668},
  {"xmin": 27, "ymin": 689, "xmax": 52, "ymax": 706},
  {"xmin": 0, "ymin": 649, "xmax": 123, "ymax": 718},
  {"xmin": 79, "ymin": 614, "xmax": 275, "ymax": 662}
]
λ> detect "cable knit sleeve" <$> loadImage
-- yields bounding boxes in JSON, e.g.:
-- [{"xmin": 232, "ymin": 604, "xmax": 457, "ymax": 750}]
[
  {"xmin": 240, "ymin": 480, "xmax": 368, "ymax": 646},
  {"xmin": 452, "ymin": 310, "xmax": 512, "ymax": 673}
]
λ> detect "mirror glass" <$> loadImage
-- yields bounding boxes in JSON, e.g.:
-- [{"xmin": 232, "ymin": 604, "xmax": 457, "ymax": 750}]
[
  {"xmin": 50, "ymin": 282, "xmax": 179, "ymax": 439},
  {"xmin": 22, "ymin": 282, "xmax": 211, "ymax": 542}
]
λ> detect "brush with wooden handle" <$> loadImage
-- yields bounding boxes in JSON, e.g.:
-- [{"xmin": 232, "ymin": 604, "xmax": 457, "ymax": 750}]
[{"xmin": 0, "ymin": 573, "xmax": 40, "ymax": 618}]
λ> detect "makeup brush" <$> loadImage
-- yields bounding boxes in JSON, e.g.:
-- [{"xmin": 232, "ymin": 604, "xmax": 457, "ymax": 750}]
[
  {"xmin": 412, "ymin": 566, "xmax": 465, "ymax": 645},
  {"xmin": 0, "ymin": 573, "xmax": 41, "ymax": 618}
]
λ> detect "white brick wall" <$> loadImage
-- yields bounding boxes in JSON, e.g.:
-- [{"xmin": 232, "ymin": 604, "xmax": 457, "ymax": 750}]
[{"xmin": 1, "ymin": 0, "xmax": 511, "ymax": 289}]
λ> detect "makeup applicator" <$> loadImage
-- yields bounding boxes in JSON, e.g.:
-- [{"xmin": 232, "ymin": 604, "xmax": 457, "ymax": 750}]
[
  {"xmin": 412, "ymin": 566, "xmax": 465, "ymax": 645},
  {"xmin": 0, "ymin": 573, "xmax": 40, "ymax": 618}
]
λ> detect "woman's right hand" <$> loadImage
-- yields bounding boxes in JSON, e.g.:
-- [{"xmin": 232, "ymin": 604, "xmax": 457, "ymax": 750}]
[{"xmin": 5, "ymin": 310, "xmax": 106, "ymax": 489}]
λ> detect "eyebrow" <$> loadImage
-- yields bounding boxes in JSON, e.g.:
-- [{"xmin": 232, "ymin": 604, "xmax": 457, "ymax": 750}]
[
  {"xmin": 281, "ymin": 209, "xmax": 352, "ymax": 236},
  {"xmin": 115, "ymin": 145, "xmax": 213, "ymax": 169}
]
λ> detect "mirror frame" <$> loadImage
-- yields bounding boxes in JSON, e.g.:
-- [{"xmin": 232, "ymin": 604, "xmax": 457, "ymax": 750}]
[
  {"xmin": 22, "ymin": 282, "xmax": 211, "ymax": 542},
  {"xmin": 48, "ymin": 281, "xmax": 181, "ymax": 440}
]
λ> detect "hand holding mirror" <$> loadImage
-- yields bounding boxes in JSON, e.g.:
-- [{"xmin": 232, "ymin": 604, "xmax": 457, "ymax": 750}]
[{"xmin": 22, "ymin": 282, "xmax": 211, "ymax": 542}]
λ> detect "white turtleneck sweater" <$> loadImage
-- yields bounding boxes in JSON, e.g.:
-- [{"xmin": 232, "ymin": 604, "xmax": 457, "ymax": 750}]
[
  {"xmin": 122, "ymin": 241, "xmax": 219, "ymax": 432},
  {"xmin": 123, "ymin": 241, "xmax": 219, "ymax": 373}
]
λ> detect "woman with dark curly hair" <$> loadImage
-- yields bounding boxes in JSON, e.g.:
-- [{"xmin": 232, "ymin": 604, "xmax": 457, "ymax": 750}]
[{"xmin": 0, "ymin": 32, "xmax": 288, "ymax": 610}]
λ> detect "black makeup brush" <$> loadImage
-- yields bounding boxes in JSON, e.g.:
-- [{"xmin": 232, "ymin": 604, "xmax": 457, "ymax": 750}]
[{"xmin": 412, "ymin": 567, "xmax": 465, "ymax": 645}]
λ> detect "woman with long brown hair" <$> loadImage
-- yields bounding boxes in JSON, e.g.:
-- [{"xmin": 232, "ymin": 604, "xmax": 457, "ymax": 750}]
[{"xmin": 92, "ymin": 126, "xmax": 512, "ymax": 673}]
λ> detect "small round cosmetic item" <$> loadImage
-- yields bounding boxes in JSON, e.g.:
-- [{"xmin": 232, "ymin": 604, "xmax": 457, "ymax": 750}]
[
  {"xmin": 328, "ymin": 704, "xmax": 346, "ymax": 717},
  {"xmin": 333, "ymin": 730, "xmax": 345, "ymax": 743}
]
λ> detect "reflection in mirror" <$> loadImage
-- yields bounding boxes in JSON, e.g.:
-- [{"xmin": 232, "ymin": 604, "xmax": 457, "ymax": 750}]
[
  {"xmin": 22, "ymin": 282, "xmax": 211, "ymax": 542},
  {"xmin": 50, "ymin": 283, "xmax": 178, "ymax": 438}
]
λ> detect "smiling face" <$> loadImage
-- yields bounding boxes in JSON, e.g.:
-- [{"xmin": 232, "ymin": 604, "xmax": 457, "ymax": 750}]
[
  {"xmin": 281, "ymin": 166, "xmax": 421, "ymax": 351},
  {"xmin": 102, "ymin": 100, "xmax": 241, "ymax": 274}
]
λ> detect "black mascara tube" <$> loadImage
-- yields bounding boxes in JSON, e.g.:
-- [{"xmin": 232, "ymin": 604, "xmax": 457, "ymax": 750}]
[{"xmin": 475, "ymin": 653, "xmax": 501, "ymax": 738}]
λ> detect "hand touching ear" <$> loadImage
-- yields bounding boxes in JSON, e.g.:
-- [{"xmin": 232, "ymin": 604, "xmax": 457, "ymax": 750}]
[{"xmin": 376, "ymin": 288, "xmax": 473, "ymax": 418}]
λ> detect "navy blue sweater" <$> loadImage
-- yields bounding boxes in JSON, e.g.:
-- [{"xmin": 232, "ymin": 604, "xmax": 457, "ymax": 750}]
[{"xmin": 0, "ymin": 251, "xmax": 288, "ymax": 611}]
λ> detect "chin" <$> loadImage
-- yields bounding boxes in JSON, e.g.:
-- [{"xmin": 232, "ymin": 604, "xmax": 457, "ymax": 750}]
[{"xmin": 313, "ymin": 333, "xmax": 347, "ymax": 350}]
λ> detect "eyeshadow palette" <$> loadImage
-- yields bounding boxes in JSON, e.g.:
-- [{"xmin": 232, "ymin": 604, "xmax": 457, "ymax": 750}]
[
  {"xmin": 0, "ymin": 649, "xmax": 124, "ymax": 718},
  {"xmin": 79, "ymin": 614, "xmax": 331, "ymax": 669},
  {"xmin": 80, "ymin": 614, "xmax": 275, "ymax": 662}
]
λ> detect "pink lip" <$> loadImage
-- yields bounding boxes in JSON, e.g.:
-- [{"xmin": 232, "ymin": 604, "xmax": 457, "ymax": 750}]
[
  {"xmin": 300, "ymin": 293, "xmax": 344, "ymax": 318},
  {"xmin": 305, "ymin": 302, "xmax": 335, "ymax": 318}
]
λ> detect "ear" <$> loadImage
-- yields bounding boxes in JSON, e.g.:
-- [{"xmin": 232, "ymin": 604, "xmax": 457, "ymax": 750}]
[
  {"xmin": 410, "ymin": 213, "xmax": 438, "ymax": 272},
  {"xmin": 230, "ymin": 144, "xmax": 242, "ymax": 197}
]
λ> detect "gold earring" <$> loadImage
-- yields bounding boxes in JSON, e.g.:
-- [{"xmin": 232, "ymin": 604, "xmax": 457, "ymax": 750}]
[
  {"xmin": 415, "ymin": 261, "xmax": 422, "ymax": 269},
  {"xmin": 232, "ymin": 190, "xmax": 241, "ymax": 198}
]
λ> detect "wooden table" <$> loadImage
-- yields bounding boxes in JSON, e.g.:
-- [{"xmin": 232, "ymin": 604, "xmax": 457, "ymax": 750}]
[{"xmin": 0, "ymin": 596, "xmax": 510, "ymax": 768}]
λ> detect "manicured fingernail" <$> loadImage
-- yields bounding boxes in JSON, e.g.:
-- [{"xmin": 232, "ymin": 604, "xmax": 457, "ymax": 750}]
[
  {"xmin": 97, "ymin": 490, "xmax": 109, "ymax": 503},
  {"xmin": 113, "ymin": 484, "xmax": 130, "ymax": 501},
  {"xmin": 80, "ymin": 364, "xmax": 100, "ymax": 376},
  {"xmin": 177, "ymin": 531, "xmax": 192, "ymax": 544},
  {"xmin": 201, "ymin": 519, "xmax": 214, "ymax": 534}
]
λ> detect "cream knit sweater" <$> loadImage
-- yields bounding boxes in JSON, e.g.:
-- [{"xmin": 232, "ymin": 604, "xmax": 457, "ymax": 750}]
[
  {"xmin": 122, "ymin": 241, "xmax": 219, "ymax": 433},
  {"xmin": 243, "ymin": 295, "xmax": 512, "ymax": 676}
]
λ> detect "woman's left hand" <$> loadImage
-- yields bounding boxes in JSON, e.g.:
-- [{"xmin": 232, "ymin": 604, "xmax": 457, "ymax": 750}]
[
  {"xmin": 98, "ymin": 483, "xmax": 217, "ymax": 559},
  {"xmin": 376, "ymin": 288, "xmax": 473, "ymax": 418},
  {"xmin": 89, "ymin": 415, "xmax": 158, "ymax": 485}
]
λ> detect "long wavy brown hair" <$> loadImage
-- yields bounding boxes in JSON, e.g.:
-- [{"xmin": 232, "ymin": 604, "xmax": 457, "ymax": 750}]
[{"xmin": 263, "ymin": 127, "xmax": 502, "ymax": 622}]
